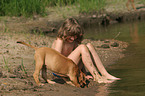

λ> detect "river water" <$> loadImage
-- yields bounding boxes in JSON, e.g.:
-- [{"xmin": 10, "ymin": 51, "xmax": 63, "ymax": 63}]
[{"xmin": 85, "ymin": 20, "xmax": 145, "ymax": 96}]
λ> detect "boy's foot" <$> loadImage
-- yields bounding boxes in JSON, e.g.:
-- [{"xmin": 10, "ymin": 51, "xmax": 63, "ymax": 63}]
[
  {"xmin": 94, "ymin": 76, "xmax": 114, "ymax": 83},
  {"xmin": 105, "ymin": 75, "xmax": 120, "ymax": 80}
]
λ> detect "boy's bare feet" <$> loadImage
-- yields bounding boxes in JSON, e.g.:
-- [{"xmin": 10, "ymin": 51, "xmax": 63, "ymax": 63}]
[
  {"xmin": 104, "ymin": 74, "xmax": 120, "ymax": 80},
  {"xmin": 94, "ymin": 76, "xmax": 114, "ymax": 83}
]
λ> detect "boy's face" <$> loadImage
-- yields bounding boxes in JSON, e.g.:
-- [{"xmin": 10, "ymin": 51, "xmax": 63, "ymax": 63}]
[{"xmin": 66, "ymin": 35, "xmax": 77, "ymax": 43}]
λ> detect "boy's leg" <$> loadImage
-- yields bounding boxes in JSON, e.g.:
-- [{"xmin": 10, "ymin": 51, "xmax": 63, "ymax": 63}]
[
  {"xmin": 86, "ymin": 43, "xmax": 120, "ymax": 80},
  {"xmin": 68, "ymin": 44, "xmax": 113, "ymax": 83}
]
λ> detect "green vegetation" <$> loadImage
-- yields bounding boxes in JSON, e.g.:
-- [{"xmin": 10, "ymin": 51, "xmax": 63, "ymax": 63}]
[
  {"xmin": 78, "ymin": 0, "xmax": 106, "ymax": 13},
  {"xmin": 2, "ymin": 55, "xmax": 10, "ymax": 72},
  {"xmin": 0, "ymin": 0, "xmax": 45, "ymax": 17},
  {"xmin": 0, "ymin": 0, "xmax": 145, "ymax": 17},
  {"xmin": 21, "ymin": 58, "xmax": 27, "ymax": 76},
  {"xmin": 0, "ymin": 0, "xmax": 106, "ymax": 17}
]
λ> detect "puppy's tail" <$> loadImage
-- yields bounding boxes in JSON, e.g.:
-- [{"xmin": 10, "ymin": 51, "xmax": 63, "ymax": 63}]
[{"xmin": 17, "ymin": 41, "xmax": 38, "ymax": 50}]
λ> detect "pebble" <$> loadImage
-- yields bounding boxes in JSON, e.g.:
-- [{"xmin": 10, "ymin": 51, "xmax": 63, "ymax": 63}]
[
  {"xmin": 111, "ymin": 42, "xmax": 119, "ymax": 47},
  {"xmin": 101, "ymin": 44, "xmax": 110, "ymax": 48}
]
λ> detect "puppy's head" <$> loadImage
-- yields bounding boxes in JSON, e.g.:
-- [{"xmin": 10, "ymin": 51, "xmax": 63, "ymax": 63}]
[{"xmin": 77, "ymin": 70, "xmax": 87, "ymax": 88}]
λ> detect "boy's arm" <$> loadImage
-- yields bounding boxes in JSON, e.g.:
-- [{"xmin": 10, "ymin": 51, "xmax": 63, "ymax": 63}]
[{"xmin": 51, "ymin": 37, "xmax": 63, "ymax": 53}]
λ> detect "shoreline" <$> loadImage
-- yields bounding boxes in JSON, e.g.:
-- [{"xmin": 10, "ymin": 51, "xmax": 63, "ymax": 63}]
[
  {"xmin": 0, "ymin": 31, "xmax": 128, "ymax": 95},
  {"xmin": 1, "ymin": 8, "xmax": 145, "ymax": 35},
  {"xmin": 0, "ymin": 3, "xmax": 144, "ymax": 96}
]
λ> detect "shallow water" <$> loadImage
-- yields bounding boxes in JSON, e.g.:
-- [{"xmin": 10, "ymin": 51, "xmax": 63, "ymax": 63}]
[{"xmin": 85, "ymin": 20, "xmax": 145, "ymax": 96}]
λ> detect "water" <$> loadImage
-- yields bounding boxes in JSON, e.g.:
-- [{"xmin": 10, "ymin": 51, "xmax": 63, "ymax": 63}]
[{"xmin": 85, "ymin": 20, "xmax": 145, "ymax": 96}]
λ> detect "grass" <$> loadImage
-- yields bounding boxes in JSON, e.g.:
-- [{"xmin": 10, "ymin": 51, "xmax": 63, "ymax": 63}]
[
  {"xmin": 0, "ymin": 0, "xmax": 106, "ymax": 17},
  {"xmin": 77, "ymin": 0, "xmax": 106, "ymax": 13},
  {"xmin": 0, "ymin": 0, "xmax": 45, "ymax": 17},
  {"xmin": 1, "ymin": 0, "xmax": 145, "ymax": 18},
  {"xmin": 2, "ymin": 56, "xmax": 28, "ymax": 76},
  {"xmin": 2, "ymin": 55, "xmax": 10, "ymax": 72},
  {"xmin": 21, "ymin": 58, "xmax": 27, "ymax": 76}
]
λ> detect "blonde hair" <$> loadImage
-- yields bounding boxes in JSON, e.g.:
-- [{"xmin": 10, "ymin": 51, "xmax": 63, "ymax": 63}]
[{"xmin": 57, "ymin": 18, "xmax": 84, "ymax": 43}]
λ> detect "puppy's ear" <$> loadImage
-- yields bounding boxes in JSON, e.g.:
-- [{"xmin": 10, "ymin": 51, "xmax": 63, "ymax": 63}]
[
  {"xmin": 78, "ymin": 71, "xmax": 88, "ymax": 88},
  {"xmin": 78, "ymin": 71, "xmax": 87, "ymax": 85},
  {"xmin": 78, "ymin": 70, "xmax": 82, "ymax": 83},
  {"xmin": 80, "ymin": 72, "xmax": 87, "ymax": 84}
]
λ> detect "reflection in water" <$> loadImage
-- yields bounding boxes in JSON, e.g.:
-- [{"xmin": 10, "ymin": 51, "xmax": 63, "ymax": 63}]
[
  {"xmin": 107, "ymin": 21, "xmax": 145, "ymax": 96},
  {"xmin": 130, "ymin": 22, "xmax": 139, "ymax": 43},
  {"xmin": 85, "ymin": 20, "xmax": 145, "ymax": 96},
  {"xmin": 95, "ymin": 84, "xmax": 110, "ymax": 96}
]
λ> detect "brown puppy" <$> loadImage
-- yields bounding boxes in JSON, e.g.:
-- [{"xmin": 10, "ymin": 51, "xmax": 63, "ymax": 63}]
[
  {"xmin": 126, "ymin": 0, "xmax": 137, "ymax": 11},
  {"xmin": 17, "ymin": 41, "xmax": 86, "ymax": 88}
]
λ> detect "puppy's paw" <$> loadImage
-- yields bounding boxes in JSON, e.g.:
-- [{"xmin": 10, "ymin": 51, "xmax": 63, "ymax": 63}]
[
  {"xmin": 38, "ymin": 83, "xmax": 45, "ymax": 86},
  {"xmin": 85, "ymin": 75, "xmax": 93, "ymax": 80},
  {"xmin": 66, "ymin": 81, "xmax": 75, "ymax": 86},
  {"xmin": 47, "ymin": 79, "xmax": 56, "ymax": 84}
]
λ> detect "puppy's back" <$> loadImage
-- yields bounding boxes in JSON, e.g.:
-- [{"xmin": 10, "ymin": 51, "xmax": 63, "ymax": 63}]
[{"xmin": 36, "ymin": 47, "xmax": 75, "ymax": 75}]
